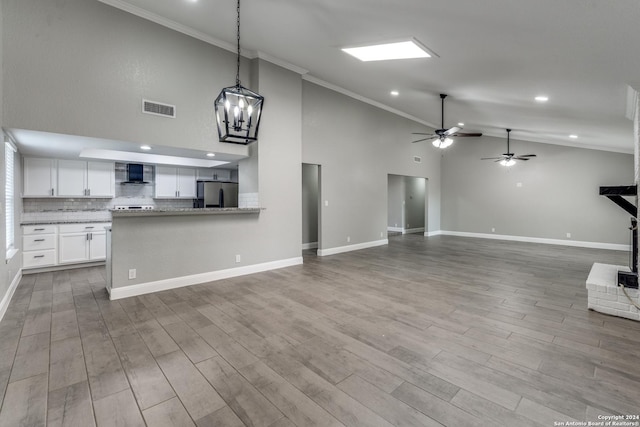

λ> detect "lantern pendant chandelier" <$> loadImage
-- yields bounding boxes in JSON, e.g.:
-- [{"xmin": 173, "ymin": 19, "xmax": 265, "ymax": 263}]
[{"xmin": 214, "ymin": 0, "xmax": 264, "ymax": 145}]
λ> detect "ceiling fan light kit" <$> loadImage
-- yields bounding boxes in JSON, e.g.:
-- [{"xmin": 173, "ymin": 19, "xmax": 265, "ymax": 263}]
[
  {"xmin": 481, "ymin": 129, "xmax": 537, "ymax": 166},
  {"xmin": 412, "ymin": 94, "xmax": 482, "ymax": 148}
]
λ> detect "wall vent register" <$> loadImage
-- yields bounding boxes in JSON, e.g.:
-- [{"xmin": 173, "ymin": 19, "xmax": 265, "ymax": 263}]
[{"xmin": 142, "ymin": 99, "xmax": 176, "ymax": 118}]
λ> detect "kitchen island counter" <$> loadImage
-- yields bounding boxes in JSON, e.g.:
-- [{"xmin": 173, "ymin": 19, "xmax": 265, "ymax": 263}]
[{"xmin": 110, "ymin": 207, "xmax": 262, "ymax": 218}]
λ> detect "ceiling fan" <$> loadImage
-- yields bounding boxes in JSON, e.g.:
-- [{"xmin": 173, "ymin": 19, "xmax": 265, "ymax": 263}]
[
  {"xmin": 481, "ymin": 128, "xmax": 536, "ymax": 166},
  {"xmin": 412, "ymin": 94, "xmax": 483, "ymax": 148}
]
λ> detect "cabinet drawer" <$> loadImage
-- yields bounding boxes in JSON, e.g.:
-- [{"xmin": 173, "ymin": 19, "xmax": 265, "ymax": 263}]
[
  {"xmin": 58, "ymin": 223, "xmax": 111, "ymax": 233},
  {"xmin": 23, "ymin": 250, "xmax": 56, "ymax": 268},
  {"xmin": 23, "ymin": 234, "xmax": 56, "ymax": 251},
  {"xmin": 23, "ymin": 225, "xmax": 56, "ymax": 235}
]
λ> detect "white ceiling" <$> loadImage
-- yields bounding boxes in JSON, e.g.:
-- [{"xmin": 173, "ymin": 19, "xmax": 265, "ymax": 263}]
[{"xmin": 97, "ymin": 0, "xmax": 640, "ymax": 154}]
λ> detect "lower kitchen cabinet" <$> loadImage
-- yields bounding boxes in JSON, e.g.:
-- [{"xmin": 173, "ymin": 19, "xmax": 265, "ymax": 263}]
[
  {"xmin": 58, "ymin": 223, "xmax": 110, "ymax": 264},
  {"xmin": 22, "ymin": 225, "xmax": 57, "ymax": 269},
  {"xmin": 21, "ymin": 222, "xmax": 111, "ymax": 270}
]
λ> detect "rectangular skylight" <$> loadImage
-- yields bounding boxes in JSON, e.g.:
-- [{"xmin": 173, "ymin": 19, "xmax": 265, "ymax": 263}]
[{"xmin": 342, "ymin": 39, "xmax": 433, "ymax": 62}]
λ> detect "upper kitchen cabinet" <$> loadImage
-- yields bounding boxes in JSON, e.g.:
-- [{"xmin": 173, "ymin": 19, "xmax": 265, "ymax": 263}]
[
  {"xmin": 58, "ymin": 160, "xmax": 115, "ymax": 197},
  {"xmin": 196, "ymin": 168, "xmax": 232, "ymax": 182},
  {"xmin": 155, "ymin": 166, "xmax": 197, "ymax": 199},
  {"xmin": 23, "ymin": 158, "xmax": 57, "ymax": 196}
]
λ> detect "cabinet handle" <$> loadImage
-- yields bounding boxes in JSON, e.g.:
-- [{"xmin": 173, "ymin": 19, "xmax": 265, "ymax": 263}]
[
  {"xmin": 33, "ymin": 239, "xmax": 45, "ymax": 242},
  {"xmin": 86, "ymin": 234, "xmax": 89, "ymax": 241},
  {"xmin": 51, "ymin": 188, "xmax": 54, "ymax": 196},
  {"xmin": 34, "ymin": 228, "xmax": 45, "ymax": 231},
  {"xmin": 85, "ymin": 226, "xmax": 94, "ymax": 229},
  {"xmin": 34, "ymin": 255, "xmax": 45, "ymax": 258},
  {"xmin": 89, "ymin": 233, "xmax": 93, "ymax": 241}
]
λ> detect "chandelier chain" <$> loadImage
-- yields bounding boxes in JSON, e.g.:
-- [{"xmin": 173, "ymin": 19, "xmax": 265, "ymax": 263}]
[{"xmin": 236, "ymin": 0, "xmax": 241, "ymax": 86}]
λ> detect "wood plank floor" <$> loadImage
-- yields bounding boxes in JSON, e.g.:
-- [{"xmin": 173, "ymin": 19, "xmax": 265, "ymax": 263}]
[{"xmin": 1, "ymin": 234, "xmax": 639, "ymax": 426}]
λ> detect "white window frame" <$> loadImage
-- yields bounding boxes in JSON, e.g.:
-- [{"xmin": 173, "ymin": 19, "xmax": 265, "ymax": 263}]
[{"xmin": 5, "ymin": 140, "xmax": 18, "ymax": 261}]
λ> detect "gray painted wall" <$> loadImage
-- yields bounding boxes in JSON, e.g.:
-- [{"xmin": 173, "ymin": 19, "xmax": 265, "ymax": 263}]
[
  {"xmin": 301, "ymin": 81, "xmax": 441, "ymax": 250},
  {"xmin": 302, "ymin": 163, "xmax": 319, "ymax": 245},
  {"xmin": 112, "ymin": 59, "xmax": 303, "ymax": 288},
  {"xmin": 387, "ymin": 175, "xmax": 404, "ymax": 229},
  {"xmin": 2, "ymin": 0, "xmax": 246, "ymax": 158},
  {"xmin": 404, "ymin": 176, "xmax": 426, "ymax": 231},
  {"xmin": 442, "ymin": 136, "xmax": 633, "ymax": 244}
]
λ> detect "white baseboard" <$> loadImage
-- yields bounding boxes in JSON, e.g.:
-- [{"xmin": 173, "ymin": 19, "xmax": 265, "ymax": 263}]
[
  {"xmin": 108, "ymin": 257, "xmax": 303, "ymax": 300},
  {"xmin": 317, "ymin": 239, "xmax": 388, "ymax": 257},
  {"xmin": 403, "ymin": 227, "xmax": 425, "ymax": 235},
  {"xmin": 387, "ymin": 227, "xmax": 403, "ymax": 233},
  {"xmin": 0, "ymin": 269, "xmax": 23, "ymax": 323},
  {"xmin": 425, "ymin": 230, "xmax": 443, "ymax": 237},
  {"xmin": 302, "ymin": 242, "xmax": 318, "ymax": 250},
  {"xmin": 439, "ymin": 230, "xmax": 630, "ymax": 251}
]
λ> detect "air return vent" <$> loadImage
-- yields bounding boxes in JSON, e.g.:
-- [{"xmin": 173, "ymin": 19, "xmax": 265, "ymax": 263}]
[
  {"xmin": 142, "ymin": 99, "xmax": 176, "ymax": 118},
  {"xmin": 413, "ymin": 156, "xmax": 422, "ymax": 163}
]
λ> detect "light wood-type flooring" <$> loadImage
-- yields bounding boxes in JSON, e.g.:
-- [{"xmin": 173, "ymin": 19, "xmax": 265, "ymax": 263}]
[{"xmin": 1, "ymin": 234, "xmax": 639, "ymax": 426}]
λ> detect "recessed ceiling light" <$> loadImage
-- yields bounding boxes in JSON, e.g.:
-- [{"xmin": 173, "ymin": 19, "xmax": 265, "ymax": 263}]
[
  {"xmin": 140, "ymin": 145, "xmax": 151, "ymax": 150},
  {"xmin": 390, "ymin": 91, "xmax": 399, "ymax": 96},
  {"xmin": 206, "ymin": 153, "xmax": 216, "ymax": 157},
  {"xmin": 458, "ymin": 122, "xmax": 464, "ymax": 126},
  {"xmin": 342, "ymin": 39, "xmax": 433, "ymax": 62},
  {"xmin": 534, "ymin": 95, "xmax": 549, "ymax": 102},
  {"xmin": 569, "ymin": 134, "xmax": 578, "ymax": 139}
]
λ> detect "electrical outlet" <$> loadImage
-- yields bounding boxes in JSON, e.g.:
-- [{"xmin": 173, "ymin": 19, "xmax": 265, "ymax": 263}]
[
  {"xmin": 347, "ymin": 236, "xmax": 351, "ymax": 243},
  {"xmin": 324, "ymin": 200, "xmax": 329, "ymax": 207},
  {"xmin": 380, "ymin": 232, "xmax": 383, "ymax": 238},
  {"xmin": 566, "ymin": 232, "xmax": 571, "ymax": 238},
  {"xmin": 235, "ymin": 254, "xmax": 241, "ymax": 263},
  {"xmin": 128, "ymin": 269, "xmax": 136, "ymax": 279},
  {"xmin": 491, "ymin": 227, "xmax": 496, "ymax": 233},
  {"xmin": 517, "ymin": 182, "xmax": 523, "ymax": 187}
]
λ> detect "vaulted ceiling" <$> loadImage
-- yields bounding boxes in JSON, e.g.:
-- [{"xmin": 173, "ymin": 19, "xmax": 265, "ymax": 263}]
[{"xmin": 99, "ymin": 0, "xmax": 640, "ymax": 154}]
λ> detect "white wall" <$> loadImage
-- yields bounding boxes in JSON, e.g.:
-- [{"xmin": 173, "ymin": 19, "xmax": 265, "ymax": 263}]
[
  {"xmin": 302, "ymin": 81, "xmax": 441, "ymax": 252},
  {"xmin": 442, "ymin": 135, "xmax": 634, "ymax": 245}
]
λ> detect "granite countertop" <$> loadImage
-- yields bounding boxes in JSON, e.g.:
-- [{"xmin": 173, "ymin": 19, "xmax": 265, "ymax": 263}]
[
  {"xmin": 110, "ymin": 207, "xmax": 263, "ymax": 217},
  {"xmin": 21, "ymin": 219, "xmax": 113, "ymax": 226}
]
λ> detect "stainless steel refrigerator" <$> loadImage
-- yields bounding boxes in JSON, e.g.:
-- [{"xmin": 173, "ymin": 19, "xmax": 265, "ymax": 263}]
[{"xmin": 196, "ymin": 181, "xmax": 239, "ymax": 208}]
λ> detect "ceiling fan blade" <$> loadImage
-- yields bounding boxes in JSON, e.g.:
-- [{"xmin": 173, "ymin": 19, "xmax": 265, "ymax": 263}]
[
  {"xmin": 451, "ymin": 132, "xmax": 483, "ymax": 137},
  {"xmin": 411, "ymin": 132, "xmax": 436, "ymax": 136},
  {"xmin": 480, "ymin": 157, "xmax": 504, "ymax": 160},
  {"xmin": 443, "ymin": 126, "xmax": 461, "ymax": 136},
  {"xmin": 514, "ymin": 157, "xmax": 531, "ymax": 161},
  {"xmin": 412, "ymin": 136, "xmax": 437, "ymax": 143},
  {"xmin": 517, "ymin": 154, "xmax": 537, "ymax": 158}
]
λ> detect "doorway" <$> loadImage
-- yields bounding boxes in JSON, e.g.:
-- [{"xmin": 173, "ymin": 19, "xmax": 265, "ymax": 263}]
[
  {"xmin": 387, "ymin": 174, "xmax": 427, "ymax": 236},
  {"xmin": 302, "ymin": 163, "xmax": 321, "ymax": 254}
]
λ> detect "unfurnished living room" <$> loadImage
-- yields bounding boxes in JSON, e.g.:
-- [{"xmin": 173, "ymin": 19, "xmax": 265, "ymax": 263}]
[{"xmin": 1, "ymin": 0, "xmax": 640, "ymax": 426}]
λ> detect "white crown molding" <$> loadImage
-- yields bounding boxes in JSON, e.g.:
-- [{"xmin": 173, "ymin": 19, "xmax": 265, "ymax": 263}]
[
  {"xmin": 98, "ymin": 0, "xmax": 241, "ymax": 55},
  {"xmin": 302, "ymin": 75, "xmax": 436, "ymax": 129},
  {"xmin": 256, "ymin": 52, "xmax": 309, "ymax": 76}
]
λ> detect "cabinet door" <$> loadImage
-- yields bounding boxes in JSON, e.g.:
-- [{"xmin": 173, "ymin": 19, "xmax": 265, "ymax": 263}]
[
  {"xmin": 24, "ymin": 158, "xmax": 56, "ymax": 196},
  {"xmin": 59, "ymin": 233, "xmax": 89, "ymax": 264},
  {"xmin": 155, "ymin": 166, "xmax": 178, "ymax": 198},
  {"xmin": 177, "ymin": 168, "xmax": 196, "ymax": 198},
  {"xmin": 58, "ymin": 160, "xmax": 87, "ymax": 197},
  {"xmin": 87, "ymin": 162, "xmax": 114, "ymax": 197},
  {"xmin": 89, "ymin": 232, "xmax": 107, "ymax": 260}
]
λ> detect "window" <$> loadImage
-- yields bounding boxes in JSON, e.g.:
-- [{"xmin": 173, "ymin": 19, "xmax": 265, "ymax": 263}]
[{"xmin": 5, "ymin": 140, "xmax": 16, "ymax": 257}]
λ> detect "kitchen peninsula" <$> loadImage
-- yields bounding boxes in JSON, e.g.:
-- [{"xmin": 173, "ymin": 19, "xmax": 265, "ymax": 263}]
[{"xmin": 106, "ymin": 206, "xmax": 279, "ymax": 300}]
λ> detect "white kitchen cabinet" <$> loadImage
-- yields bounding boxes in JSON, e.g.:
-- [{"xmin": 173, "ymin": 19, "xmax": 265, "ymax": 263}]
[
  {"xmin": 23, "ymin": 158, "xmax": 57, "ymax": 197},
  {"xmin": 58, "ymin": 160, "xmax": 114, "ymax": 197},
  {"xmin": 22, "ymin": 225, "xmax": 57, "ymax": 269},
  {"xmin": 58, "ymin": 223, "xmax": 110, "ymax": 264},
  {"xmin": 155, "ymin": 166, "xmax": 196, "ymax": 198},
  {"xmin": 196, "ymin": 168, "xmax": 232, "ymax": 182}
]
